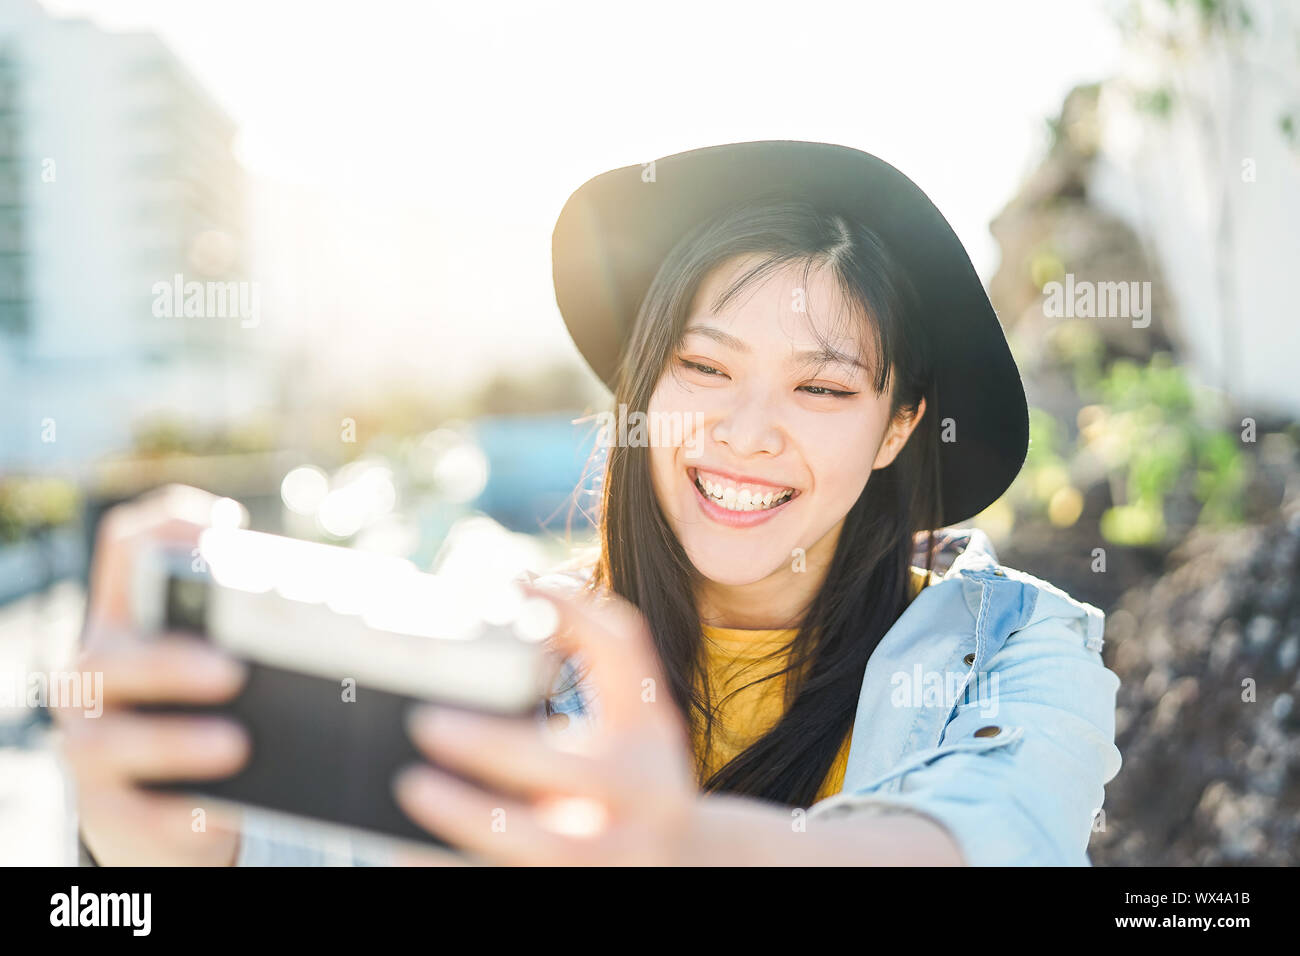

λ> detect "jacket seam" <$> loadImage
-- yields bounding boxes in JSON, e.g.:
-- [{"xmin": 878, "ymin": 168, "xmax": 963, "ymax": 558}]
[{"xmin": 936, "ymin": 574, "xmax": 992, "ymax": 747}]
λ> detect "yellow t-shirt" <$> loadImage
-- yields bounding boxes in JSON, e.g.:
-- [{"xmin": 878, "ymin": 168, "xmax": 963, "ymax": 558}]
[{"xmin": 695, "ymin": 566, "xmax": 935, "ymax": 802}]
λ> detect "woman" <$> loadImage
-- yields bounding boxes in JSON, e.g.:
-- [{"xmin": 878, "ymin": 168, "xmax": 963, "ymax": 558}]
[{"xmin": 60, "ymin": 141, "xmax": 1121, "ymax": 866}]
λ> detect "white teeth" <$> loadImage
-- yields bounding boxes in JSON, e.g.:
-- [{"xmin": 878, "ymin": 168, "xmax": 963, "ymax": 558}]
[{"xmin": 694, "ymin": 472, "xmax": 794, "ymax": 512}]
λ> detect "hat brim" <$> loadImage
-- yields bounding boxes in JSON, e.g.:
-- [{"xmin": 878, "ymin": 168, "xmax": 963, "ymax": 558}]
[{"xmin": 551, "ymin": 140, "xmax": 1028, "ymax": 529}]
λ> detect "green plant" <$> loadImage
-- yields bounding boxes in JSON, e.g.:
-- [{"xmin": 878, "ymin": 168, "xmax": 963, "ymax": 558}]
[
  {"xmin": 0, "ymin": 477, "xmax": 81, "ymax": 543},
  {"xmin": 994, "ymin": 351, "xmax": 1250, "ymax": 547},
  {"xmin": 131, "ymin": 417, "xmax": 278, "ymax": 457},
  {"xmin": 1001, "ymin": 405, "xmax": 1086, "ymax": 531},
  {"xmin": 1084, "ymin": 353, "xmax": 1246, "ymax": 545}
]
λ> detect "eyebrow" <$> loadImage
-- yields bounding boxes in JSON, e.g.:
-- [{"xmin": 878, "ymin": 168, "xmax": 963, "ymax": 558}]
[{"xmin": 681, "ymin": 324, "xmax": 871, "ymax": 375}]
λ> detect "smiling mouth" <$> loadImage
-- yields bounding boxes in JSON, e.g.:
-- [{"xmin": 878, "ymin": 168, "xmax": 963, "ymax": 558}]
[{"xmin": 688, "ymin": 467, "xmax": 800, "ymax": 513}]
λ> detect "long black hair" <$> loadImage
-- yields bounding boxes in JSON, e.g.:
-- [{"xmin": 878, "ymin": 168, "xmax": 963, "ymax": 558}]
[{"xmin": 560, "ymin": 198, "xmax": 943, "ymax": 808}]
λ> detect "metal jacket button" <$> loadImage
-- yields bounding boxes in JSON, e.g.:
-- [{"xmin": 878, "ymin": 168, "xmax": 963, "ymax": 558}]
[
  {"xmin": 974, "ymin": 725, "xmax": 1001, "ymax": 738},
  {"xmin": 963, "ymin": 653, "xmax": 976, "ymax": 666}
]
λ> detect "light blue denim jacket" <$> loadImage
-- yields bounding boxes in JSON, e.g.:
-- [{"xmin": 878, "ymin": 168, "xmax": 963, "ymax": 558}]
[{"xmin": 235, "ymin": 527, "xmax": 1122, "ymax": 866}]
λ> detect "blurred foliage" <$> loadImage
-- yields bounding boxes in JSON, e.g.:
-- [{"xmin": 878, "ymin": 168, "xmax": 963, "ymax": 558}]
[
  {"xmin": 131, "ymin": 417, "xmax": 278, "ymax": 457},
  {"xmin": 1133, "ymin": 86, "xmax": 1174, "ymax": 117},
  {"xmin": 468, "ymin": 360, "xmax": 604, "ymax": 417},
  {"xmin": 1050, "ymin": 318, "xmax": 1109, "ymax": 393},
  {"xmin": 1044, "ymin": 82, "xmax": 1104, "ymax": 154},
  {"xmin": 286, "ymin": 360, "xmax": 603, "ymax": 466},
  {"xmin": 1118, "ymin": 0, "xmax": 1299, "ymax": 155},
  {"xmin": 1029, "ymin": 247, "xmax": 1067, "ymax": 289},
  {"xmin": 1088, "ymin": 351, "xmax": 1247, "ymax": 543},
  {"xmin": 1003, "ymin": 328, "xmax": 1249, "ymax": 546},
  {"xmin": 0, "ymin": 477, "xmax": 81, "ymax": 543}
]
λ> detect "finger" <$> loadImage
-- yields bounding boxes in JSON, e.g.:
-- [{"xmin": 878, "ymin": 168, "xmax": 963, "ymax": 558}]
[
  {"xmin": 393, "ymin": 763, "xmax": 605, "ymax": 866},
  {"xmin": 405, "ymin": 705, "xmax": 616, "ymax": 802},
  {"xmin": 87, "ymin": 485, "xmax": 235, "ymax": 630},
  {"xmin": 520, "ymin": 583, "xmax": 672, "ymax": 733},
  {"xmin": 60, "ymin": 711, "xmax": 250, "ymax": 784},
  {"xmin": 72, "ymin": 634, "xmax": 247, "ymax": 710}
]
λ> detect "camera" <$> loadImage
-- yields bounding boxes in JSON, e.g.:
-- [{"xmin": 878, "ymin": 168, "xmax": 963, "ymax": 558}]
[{"xmin": 129, "ymin": 525, "xmax": 559, "ymax": 852}]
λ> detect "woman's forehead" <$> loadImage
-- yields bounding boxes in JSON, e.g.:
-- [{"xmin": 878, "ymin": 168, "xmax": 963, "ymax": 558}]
[{"xmin": 687, "ymin": 255, "xmax": 876, "ymax": 356}]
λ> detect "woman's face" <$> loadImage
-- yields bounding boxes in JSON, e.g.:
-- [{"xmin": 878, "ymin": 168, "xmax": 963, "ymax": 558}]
[{"xmin": 648, "ymin": 254, "xmax": 924, "ymax": 590}]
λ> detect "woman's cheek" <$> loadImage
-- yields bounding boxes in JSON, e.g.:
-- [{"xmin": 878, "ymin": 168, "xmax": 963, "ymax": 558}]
[
  {"xmin": 654, "ymin": 381, "xmax": 708, "ymax": 421},
  {"xmin": 804, "ymin": 416, "xmax": 880, "ymax": 503},
  {"xmin": 649, "ymin": 387, "xmax": 714, "ymax": 467}
]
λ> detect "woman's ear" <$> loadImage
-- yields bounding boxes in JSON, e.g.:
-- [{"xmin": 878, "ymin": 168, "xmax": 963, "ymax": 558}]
[{"xmin": 872, "ymin": 396, "xmax": 927, "ymax": 471}]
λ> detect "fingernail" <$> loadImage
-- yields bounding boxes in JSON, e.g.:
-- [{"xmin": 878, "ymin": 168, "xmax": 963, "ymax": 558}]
[
  {"xmin": 406, "ymin": 704, "xmax": 441, "ymax": 741},
  {"xmin": 177, "ymin": 640, "xmax": 247, "ymax": 684},
  {"xmin": 409, "ymin": 705, "xmax": 475, "ymax": 746},
  {"xmin": 206, "ymin": 653, "xmax": 247, "ymax": 684},
  {"xmin": 394, "ymin": 763, "xmax": 439, "ymax": 800}
]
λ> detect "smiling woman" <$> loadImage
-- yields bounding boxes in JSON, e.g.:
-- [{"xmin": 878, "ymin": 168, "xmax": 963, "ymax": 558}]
[
  {"xmin": 334, "ymin": 141, "xmax": 1123, "ymax": 867},
  {"xmin": 573, "ymin": 197, "xmax": 942, "ymax": 807},
  {"xmin": 503, "ymin": 140, "xmax": 1124, "ymax": 866}
]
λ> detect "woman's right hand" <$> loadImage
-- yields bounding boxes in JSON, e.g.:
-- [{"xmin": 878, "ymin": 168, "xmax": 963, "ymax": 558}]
[{"xmin": 52, "ymin": 485, "xmax": 252, "ymax": 866}]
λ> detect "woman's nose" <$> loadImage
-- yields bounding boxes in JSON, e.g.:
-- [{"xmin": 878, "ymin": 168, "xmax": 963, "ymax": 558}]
[{"xmin": 710, "ymin": 391, "xmax": 785, "ymax": 459}]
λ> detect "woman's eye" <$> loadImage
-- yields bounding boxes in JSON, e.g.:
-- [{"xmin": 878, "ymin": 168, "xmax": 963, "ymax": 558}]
[
  {"xmin": 799, "ymin": 384, "xmax": 857, "ymax": 398},
  {"xmin": 678, "ymin": 358, "xmax": 855, "ymax": 398},
  {"xmin": 678, "ymin": 358, "xmax": 726, "ymax": 377}
]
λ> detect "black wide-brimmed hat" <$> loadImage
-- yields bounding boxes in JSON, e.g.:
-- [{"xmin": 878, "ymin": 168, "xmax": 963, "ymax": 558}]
[{"xmin": 551, "ymin": 140, "xmax": 1028, "ymax": 528}]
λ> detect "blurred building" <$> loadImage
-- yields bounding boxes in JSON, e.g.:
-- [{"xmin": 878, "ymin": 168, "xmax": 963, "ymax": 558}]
[{"xmin": 0, "ymin": 0, "xmax": 270, "ymax": 471}]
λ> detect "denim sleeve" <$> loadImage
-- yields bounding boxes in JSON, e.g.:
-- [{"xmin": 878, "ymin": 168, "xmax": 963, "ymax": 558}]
[{"xmin": 806, "ymin": 604, "xmax": 1123, "ymax": 866}]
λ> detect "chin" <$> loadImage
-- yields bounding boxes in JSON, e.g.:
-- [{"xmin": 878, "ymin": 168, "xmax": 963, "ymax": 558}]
[{"xmin": 680, "ymin": 538, "xmax": 790, "ymax": 587}]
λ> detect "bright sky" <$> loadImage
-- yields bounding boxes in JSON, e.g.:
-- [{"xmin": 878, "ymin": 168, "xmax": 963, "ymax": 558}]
[{"xmin": 40, "ymin": 0, "xmax": 1126, "ymax": 394}]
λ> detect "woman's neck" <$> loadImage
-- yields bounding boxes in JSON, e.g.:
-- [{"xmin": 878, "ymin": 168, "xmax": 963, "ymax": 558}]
[{"xmin": 692, "ymin": 522, "xmax": 841, "ymax": 630}]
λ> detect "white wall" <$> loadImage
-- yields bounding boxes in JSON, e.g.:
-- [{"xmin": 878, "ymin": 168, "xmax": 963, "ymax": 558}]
[{"xmin": 1089, "ymin": 0, "xmax": 1300, "ymax": 418}]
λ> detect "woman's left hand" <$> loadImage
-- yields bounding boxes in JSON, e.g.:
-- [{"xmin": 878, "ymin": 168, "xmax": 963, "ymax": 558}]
[{"xmin": 393, "ymin": 581, "xmax": 700, "ymax": 865}]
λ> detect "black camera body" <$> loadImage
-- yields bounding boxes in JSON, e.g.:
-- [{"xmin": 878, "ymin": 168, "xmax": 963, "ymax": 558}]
[{"xmin": 131, "ymin": 527, "xmax": 557, "ymax": 852}]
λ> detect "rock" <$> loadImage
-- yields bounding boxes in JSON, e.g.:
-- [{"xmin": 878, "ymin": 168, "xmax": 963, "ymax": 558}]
[{"xmin": 1087, "ymin": 493, "xmax": 1300, "ymax": 865}]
